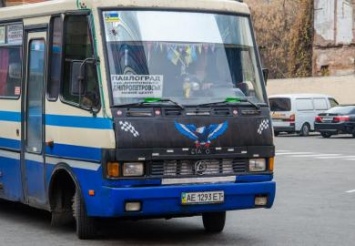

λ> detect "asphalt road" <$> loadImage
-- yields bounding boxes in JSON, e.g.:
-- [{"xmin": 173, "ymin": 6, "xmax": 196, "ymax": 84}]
[{"xmin": 0, "ymin": 133, "xmax": 354, "ymax": 246}]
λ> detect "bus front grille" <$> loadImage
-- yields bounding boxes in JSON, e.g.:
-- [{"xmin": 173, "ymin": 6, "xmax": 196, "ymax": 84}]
[{"xmin": 149, "ymin": 159, "xmax": 247, "ymax": 177}]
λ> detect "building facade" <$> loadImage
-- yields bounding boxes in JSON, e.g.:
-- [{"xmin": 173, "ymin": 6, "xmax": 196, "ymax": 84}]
[
  {"xmin": 2, "ymin": 0, "xmax": 46, "ymax": 6},
  {"xmin": 313, "ymin": 0, "xmax": 355, "ymax": 76}
]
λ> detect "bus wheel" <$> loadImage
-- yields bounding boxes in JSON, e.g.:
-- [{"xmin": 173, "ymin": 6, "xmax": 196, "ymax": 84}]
[
  {"xmin": 73, "ymin": 190, "xmax": 97, "ymax": 239},
  {"xmin": 202, "ymin": 211, "xmax": 226, "ymax": 233}
]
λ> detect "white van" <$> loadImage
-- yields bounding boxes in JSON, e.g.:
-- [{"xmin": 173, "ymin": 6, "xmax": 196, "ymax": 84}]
[{"xmin": 269, "ymin": 93, "xmax": 339, "ymax": 136}]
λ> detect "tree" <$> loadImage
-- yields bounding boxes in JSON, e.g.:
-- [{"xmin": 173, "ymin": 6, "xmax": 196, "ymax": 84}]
[
  {"xmin": 245, "ymin": 0, "xmax": 313, "ymax": 79},
  {"xmin": 288, "ymin": 0, "xmax": 314, "ymax": 77}
]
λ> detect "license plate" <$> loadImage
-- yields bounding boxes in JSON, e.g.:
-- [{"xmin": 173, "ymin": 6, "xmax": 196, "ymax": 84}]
[
  {"xmin": 271, "ymin": 113, "xmax": 285, "ymax": 119},
  {"xmin": 181, "ymin": 191, "xmax": 224, "ymax": 205},
  {"xmin": 322, "ymin": 117, "xmax": 333, "ymax": 122}
]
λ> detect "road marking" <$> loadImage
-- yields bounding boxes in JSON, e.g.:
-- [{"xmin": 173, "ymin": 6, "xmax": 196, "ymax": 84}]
[
  {"xmin": 276, "ymin": 152, "xmax": 315, "ymax": 156},
  {"xmin": 292, "ymin": 154, "xmax": 341, "ymax": 158},
  {"xmin": 316, "ymin": 155, "xmax": 355, "ymax": 160},
  {"xmin": 276, "ymin": 149, "xmax": 291, "ymax": 153},
  {"xmin": 344, "ymin": 156, "xmax": 355, "ymax": 161},
  {"xmin": 346, "ymin": 189, "xmax": 355, "ymax": 193},
  {"xmin": 276, "ymin": 151, "xmax": 355, "ymax": 161},
  {"xmin": 314, "ymin": 155, "xmax": 342, "ymax": 159}
]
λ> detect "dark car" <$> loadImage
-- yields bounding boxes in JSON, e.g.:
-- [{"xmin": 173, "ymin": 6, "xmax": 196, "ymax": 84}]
[{"xmin": 314, "ymin": 105, "xmax": 355, "ymax": 138}]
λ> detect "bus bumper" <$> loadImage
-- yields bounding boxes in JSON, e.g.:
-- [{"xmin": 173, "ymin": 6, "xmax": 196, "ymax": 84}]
[{"xmin": 86, "ymin": 180, "xmax": 276, "ymax": 217}]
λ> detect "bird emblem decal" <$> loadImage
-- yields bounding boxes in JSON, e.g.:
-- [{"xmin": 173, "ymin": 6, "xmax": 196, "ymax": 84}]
[{"xmin": 174, "ymin": 121, "xmax": 228, "ymax": 148}]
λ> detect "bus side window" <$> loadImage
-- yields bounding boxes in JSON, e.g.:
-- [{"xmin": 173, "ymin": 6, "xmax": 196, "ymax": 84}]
[
  {"xmin": 0, "ymin": 46, "xmax": 22, "ymax": 98},
  {"xmin": 48, "ymin": 16, "xmax": 63, "ymax": 101},
  {"xmin": 61, "ymin": 14, "xmax": 100, "ymax": 109}
]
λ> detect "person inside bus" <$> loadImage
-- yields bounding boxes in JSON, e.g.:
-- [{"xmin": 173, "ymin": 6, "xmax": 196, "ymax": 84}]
[
  {"xmin": 182, "ymin": 48, "xmax": 244, "ymax": 98},
  {"xmin": 181, "ymin": 51, "xmax": 214, "ymax": 98},
  {"xmin": 80, "ymin": 63, "xmax": 100, "ymax": 109},
  {"xmin": 81, "ymin": 85, "xmax": 100, "ymax": 109}
]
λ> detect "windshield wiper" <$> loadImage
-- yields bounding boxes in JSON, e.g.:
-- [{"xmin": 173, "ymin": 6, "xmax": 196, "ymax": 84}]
[
  {"xmin": 152, "ymin": 98, "xmax": 185, "ymax": 109},
  {"xmin": 199, "ymin": 97, "xmax": 260, "ymax": 109},
  {"xmin": 114, "ymin": 98, "xmax": 184, "ymax": 109}
]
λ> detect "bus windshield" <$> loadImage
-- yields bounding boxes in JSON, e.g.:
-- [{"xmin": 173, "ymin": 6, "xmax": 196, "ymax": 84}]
[{"xmin": 102, "ymin": 10, "xmax": 265, "ymax": 106}]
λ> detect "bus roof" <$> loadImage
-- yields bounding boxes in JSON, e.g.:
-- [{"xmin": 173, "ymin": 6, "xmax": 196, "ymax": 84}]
[{"xmin": 0, "ymin": 0, "xmax": 250, "ymax": 21}]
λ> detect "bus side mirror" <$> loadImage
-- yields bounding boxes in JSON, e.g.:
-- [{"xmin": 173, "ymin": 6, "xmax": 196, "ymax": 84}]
[
  {"xmin": 70, "ymin": 61, "xmax": 85, "ymax": 96},
  {"xmin": 262, "ymin": 68, "xmax": 269, "ymax": 85}
]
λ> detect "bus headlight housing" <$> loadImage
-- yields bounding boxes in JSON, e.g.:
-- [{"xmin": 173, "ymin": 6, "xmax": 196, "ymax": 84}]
[
  {"xmin": 249, "ymin": 158, "xmax": 266, "ymax": 172},
  {"xmin": 122, "ymin": 162, "xmax": 144, "ymax": 177}
]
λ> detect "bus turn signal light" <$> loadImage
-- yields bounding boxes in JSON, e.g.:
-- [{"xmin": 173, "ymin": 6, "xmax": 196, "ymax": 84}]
[
  {"xmin": 107, "ymin": 162, "xmax": 120, "ymax": 177},
  {"xmin": 269, "ymin": 157, "xmax": 274, "ymax": 171}
]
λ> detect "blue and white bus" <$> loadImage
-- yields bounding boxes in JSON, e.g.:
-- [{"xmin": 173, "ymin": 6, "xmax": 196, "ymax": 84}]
[{"xmin": 0, "ymin": 0, "xmax": 276, "ymax": 239}]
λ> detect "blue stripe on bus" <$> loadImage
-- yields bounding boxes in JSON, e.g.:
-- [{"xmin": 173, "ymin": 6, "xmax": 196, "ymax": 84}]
[
  {"xmin": 0, "ymin": 137, "xmax": 20, "ymax": 150},
  {"xmin": 45, "ymin": 114, "xmax": 113, "ymax": 129},
  {"xmin": 0, "ymin": 112, "xmax": 113, "ymax": 130},
  {"xmin": 45, "ymin": 143, "xmax": 101, "ymax": 162},
  {"xmin": 0, "ymin": 137, "xmax": 101, "ymax": 162},
  {"xmin": 0, "ymin": 111, "xmax": 21, "ymax": 122}
]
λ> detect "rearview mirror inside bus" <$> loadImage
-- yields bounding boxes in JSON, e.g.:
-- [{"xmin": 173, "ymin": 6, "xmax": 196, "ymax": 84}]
[{"xmin": 70, "ymin": 61, "xmax": 85, "ymax": 96}]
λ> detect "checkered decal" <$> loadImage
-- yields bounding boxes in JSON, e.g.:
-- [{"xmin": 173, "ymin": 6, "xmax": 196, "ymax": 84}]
[
  {"xmin": 118, "ymin": 121, "xmax": 140, "ymax": 137},
  {"xmin": 257, "ymin": 119, "xmax": 270, "ymax": 134}
]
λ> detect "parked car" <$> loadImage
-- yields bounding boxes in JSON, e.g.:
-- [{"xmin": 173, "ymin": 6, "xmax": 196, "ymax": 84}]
[
  {"xmin": 314, "ymin": 105, "xmax": 355, "ymax": 138},
  {"xmin": 269, "ymin": 93, "xmax": 338, "ymax": 136}
]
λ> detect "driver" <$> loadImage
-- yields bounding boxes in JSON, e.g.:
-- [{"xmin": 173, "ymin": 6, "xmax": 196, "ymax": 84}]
[{"xmin": 182, "ymin": 53, "xmax": 214, "ymax": 97}]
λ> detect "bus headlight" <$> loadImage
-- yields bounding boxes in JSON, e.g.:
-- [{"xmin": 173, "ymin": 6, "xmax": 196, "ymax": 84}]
[
  {"xmin": 122, "ymin": 162, "xmax": 144, "ymax": 177},
  {"xmin": 249, "ymin": 158, "xmax": 266, "ymax": 172}
]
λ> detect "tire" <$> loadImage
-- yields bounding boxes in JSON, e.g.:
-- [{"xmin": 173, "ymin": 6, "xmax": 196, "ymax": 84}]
[
  {"xmin": 321, "ymin": 132, "xmax": 331, "ymax": 138},
  {"xmin": 274, "ymin": 131, "xmax": 280, "ymax": 137},
  {"xmin": 73, "ymin": 190, "xmax": 97, "ymax": 239},
  {"xmin": 352, "ymin": 133, "xmax": 355, "ymax": 138},
  {"xmin": 300, "ymin": 123, "xmax": 310, "ymax": 136},
  {"xmin": 202, "ymin": 211, "xmax": 226, "ymax": 233}
]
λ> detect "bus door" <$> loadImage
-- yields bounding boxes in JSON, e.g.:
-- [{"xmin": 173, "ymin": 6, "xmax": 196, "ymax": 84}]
[{"xmin": 21, "ymin": 28, "xmax": 47, "ymax": 207}]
